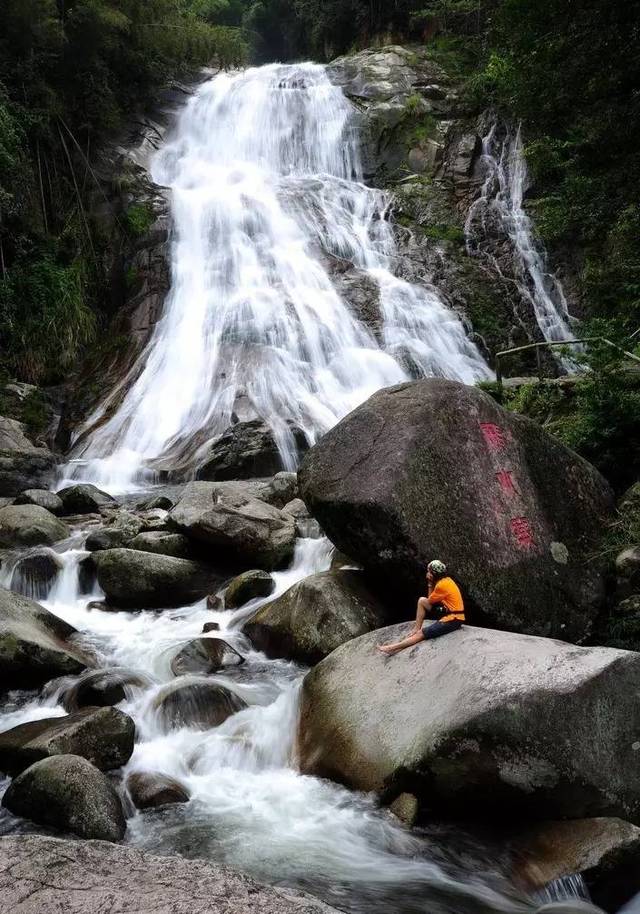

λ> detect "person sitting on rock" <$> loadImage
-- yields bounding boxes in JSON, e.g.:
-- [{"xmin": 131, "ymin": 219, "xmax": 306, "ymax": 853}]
[{"xmin": 377, "ymin": 560, "xmax": 465, "ymax": 655}]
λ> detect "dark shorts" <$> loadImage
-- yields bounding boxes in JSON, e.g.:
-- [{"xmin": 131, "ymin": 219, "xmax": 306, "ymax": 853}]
[{"xmin": 422, "ymin": 619, "xmax": 463, "ymax": 640}]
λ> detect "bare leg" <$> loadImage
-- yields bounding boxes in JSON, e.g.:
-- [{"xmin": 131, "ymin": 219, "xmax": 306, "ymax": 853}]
[{"xmin": 377, "ymin": 630, "xmax": 425, "ymax": 655}]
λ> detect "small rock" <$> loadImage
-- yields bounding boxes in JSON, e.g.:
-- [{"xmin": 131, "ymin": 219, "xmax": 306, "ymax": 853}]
[
  {"xmin": 155, "ymin": 681, "xmax": 247, "ymax": 730},
  {"xmin": 59, "ymin": 669, "xmax": 147, "ymax": 711},
  {"xmin": 225, "ymin": 569, "xmax": 275, "ymax": 608},
  {"xmin": 171, "ymin": 638, "xmax": 245, "ymax": 676},
  {"xmin": 202, "ymin": 621, "xmax": 220, "ymax": 632},
  {"xmin": 389, "ymin": 792, "xmax": 419, "ymax": 827},
  {"xmin": 2, "ymin": 754, "xmax": 126, "ymax": 841},
  {"xmin": 129, "ymin": 531, "xmax": 192, "ymax": 558},
  {"xmin": 126, "ymin": 771, "xmax": 190, "ymax": 810}
]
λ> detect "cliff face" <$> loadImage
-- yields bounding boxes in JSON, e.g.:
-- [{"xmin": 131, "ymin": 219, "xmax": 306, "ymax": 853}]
[{"xmin": 328, "ymin": 45, "xmax": 578, "ymax": 368}]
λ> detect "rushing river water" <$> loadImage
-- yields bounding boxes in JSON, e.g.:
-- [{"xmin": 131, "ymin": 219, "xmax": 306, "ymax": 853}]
[
  {"xmin": 64, "ymin": 62, "xmax": 490, "ymax": 493},
  {"xmin": 1, "ymin": 529, "xmax": 533, "ymax": 914}
]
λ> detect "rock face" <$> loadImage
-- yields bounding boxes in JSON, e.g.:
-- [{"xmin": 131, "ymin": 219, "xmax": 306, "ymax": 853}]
[
  {"xmin": 0, "ymin": 835, "xmax": 341, "ymax": 914},
  {"xmin": 92, "ymin": 548, "xmax": 223, "ymax": 608},
  {"xmin": 126, "ymin": 771, "xmax": 190, "ymax": 809},
  {"xmin": 14, "ymin": 489, "xmax": 64, "ymax": 514},
  {"xmin": 2, "ymin": 755, "xmax": 126, "ymax": 841},
  {"xmin": 0, "ymin": 587, "xmax": 86, "ymax": 688},
  {"xmin": 0, "ymin": 417, "xmax": 57, "ymax": 497},
  {"xmin": 512, "ymin": 818, "xmax": 640, "ymax": 913},
  {"xmin": 9, "ymin": 549, "xmax": 62, "ymax": 600},
  {"xmin": 299, "ymin": 380, "xmax": 614, "ymax": 642},
  {"xmin": 155, "ymin": 681, "xmax": 247, "ymax": 730},
  {"xmin": 169, "ymin": 482, "xmax": 296, "ymax": 570},
  {"xmin": 170, "ymin": 638, "xmax": 245, "ymax": 676},
  {"xmin": 0, "ymin": 504, "xmax": 69, "ymax": 548},
  {"xmin": 197, "ymin": 419, "xmax": 309, "ymax": 481},
  {"xmin": 57, "ymin": 483, "xmax": 116, "ymax": 515},
  {"xmin": 0, "ymin": 707, "xmax": 135, "ymax": 776},
  {"xmin": 299, "ymin": 624, "xmax": 640, "ymax": 824},
  {"xmin": 225, "ymin": 569, "xmax": 275, "ymax": 608},
  {"xmin": 244, "ymin": 570, "xmax": 388, "ymax": 664}
]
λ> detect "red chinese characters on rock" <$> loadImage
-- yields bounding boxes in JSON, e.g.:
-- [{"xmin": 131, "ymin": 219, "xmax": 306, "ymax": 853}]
[
  {"xmin": 479, "ymin": 422, "xmax": 507, "ymax": 451},
  {"xmin": 479, "ymin": 419, "xmax": 537, "ymax": 551},
  {"xmin": 510, "ymin": 516, "xmax": 535, "ymax": 549},
  {"xmin": 495, "ymin": 469, "xmax": 519, "ymax": 498}
]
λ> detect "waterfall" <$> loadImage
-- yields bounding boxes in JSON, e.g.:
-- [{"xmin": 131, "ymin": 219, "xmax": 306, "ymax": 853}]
[
  {"xmin": 465, "ymin": 122, "xmax": 576, "ymax": 350},
  {"xmin": 63, "ymin": 63, "xmax": 490, "ymax": 493}
]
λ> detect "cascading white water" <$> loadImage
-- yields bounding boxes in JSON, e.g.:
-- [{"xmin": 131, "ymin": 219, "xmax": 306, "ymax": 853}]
[
  {"xmin": 465, "ymin": 123, "xmax": 575, "ymax": 349},
  {"xmin": 63, "ymin": 63, "xmax": 490, "ymax": 493},
  {"xmin": 0, "ymin": 534, "xmax": 529, "ymax": 914}
]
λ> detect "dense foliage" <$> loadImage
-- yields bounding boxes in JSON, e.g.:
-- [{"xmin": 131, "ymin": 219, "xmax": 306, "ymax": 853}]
[{"xmin": 0, "ymin": 0, "xmax": 247, "ymax": 383}]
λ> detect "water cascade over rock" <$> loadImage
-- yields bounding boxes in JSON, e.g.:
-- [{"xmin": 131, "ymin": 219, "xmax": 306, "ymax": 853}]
[{"xmin": 63, "ymin": 63, "xmax": 489, "ymax": 493}]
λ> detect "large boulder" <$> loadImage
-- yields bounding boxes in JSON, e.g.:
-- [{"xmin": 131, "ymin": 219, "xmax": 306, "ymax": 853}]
[
  {"xmin": 0, "ymin": 835, "xmax": 341, "ymax": 913},
  {"xmin": 197, "ymin": 419, "xmax": 308, "ymax": 481},
  {"xmin": 244, "ymin": 570, "xmax": 388, "ymax": 664},
  {"xmin": 169, "ymin": 482, "xmax": 296, "ymax": 570},
  {"xmin": 0, "ymin": 587, "xmax": 87, "ymax": 688},
  {"xmin": 126, "ymin": 771, "xmax": 190, "ymax": 810},
  {"xmin": 299, "ymin": 624, "xmax": 640, "ymax": 823},
  {"xmin": 14, "ymin": 489, "xmax": 64, "ymax": 514},
  {"xmin": 2, "ymin": 754, "xmax": 126, "ymax": 841},
  {"xmin": 59, "ymin": 668, "xmax": 147, "ymax": 711},
  {"xmin": 57, "ymin": 483, "xmax": 116, "ymax": 515},
  {"xmin": 0, "ymin": 706, "xmax": 135, "ymax": 776},
  {"xmin": 91, "ymin": 548, "xmax": 224, "ymax": 608},
  {"xmin": 511, "ymin": 818, "xmax": 640, "ymax": 913},
  {"xmin": 0, "ymin": 504, "xmax": 69, "ymax": 548},
  {"xmin": 0, "ymin": 417, "xmax": 57, "ymax": 497},
  {"xmin": 154, "ymin": 680, "xmax": 247, "ymax": 730},
  {"xmin": 299, "ymin": 380, "xmax": 614, "ymax": 642}
]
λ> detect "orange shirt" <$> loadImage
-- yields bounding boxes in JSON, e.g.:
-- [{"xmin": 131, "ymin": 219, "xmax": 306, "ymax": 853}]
[{"xmin": 428, "ymin": 577, "xmax": 465, "ymax": 622}]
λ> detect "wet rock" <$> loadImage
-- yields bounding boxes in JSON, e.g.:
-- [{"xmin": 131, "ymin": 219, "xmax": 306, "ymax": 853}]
[
  {"xmin": 129, "ymin": 531, "xmax": 192, "ymax": 558},
  {"xmin": 59, "ymin": 669, "xmax": 147, "ymax": 711},
  {"xmin": 171, "ymin": 638, "xmax": 245, "ymax": 676},
  {"xmin": 282, "ymin": 498, "xmax": 322, "ymax": 538},
  {"xmin": 512, "ymin": 817, "xmax": 640, "ymax": 913},
  {"xmin": 85, "ymin": 511, "xmax": 143, "ymax": 552},
  {"xmin": 155, "ymin": 681, "xmax": 247, "ymax": 730},
  {"xmin": 299, "ymin": 625, "xmax": 640, "ymax": 823},
  {"xmin": 142, "ymin": 493, "xmax": 175, "ymax": 510},
  {"xmin": 197, "ymin": 419, "xmax": 308, "ymax": 481},
  {"xmin": 225, "ymin": 569, "xmax": 275, "ymax": 608},
  {"xmin": 126, "ymin": 771, "xmax": 190, "ymax": 809},
  {"xmin": 202, "ymin": 620, "xmax": 220, "ymax": 632},
  {"xmin": 9, "ymin": 549, "xmax": 62, "ymax": 600},
  {"xmin": 92, "ymin": 548, "xmax": 224, "ymax": 608},
  {"xmin": 2, "ymin": 754, "xmax": 126, "ymax": 841},
  {"xmin": 0, "ymin": 834, "xmax": 343, "ymax": 913},
  {"xmin": 0, "ymin": 587, "xmax": 86, "ymax": 688},
  {"xmin": 389, "ymin": 792, "xmax": 419, "ymax": 827},
  {"xmin": 57, "ymin": 483, "xmax": 117, "ymax": 515},
  {"xmin": 169, "ymin": 482, "xmax": 296, "ymax": 570},
  {"xmin": 244, "ymin": 569, "xmax": 387, "ymax": 665},
  {"xmin": 0, "ymin": 706, "xmax": 135, "ymax": 776},
  {"xmin": 78, "ymin": 555, "xmax": 97, "ymax": 594},
  {"xmin": 0, "ymin": 504, "xmax": 69, "ymax": 548},
  {"xmin": 205, "ymin": 597, "xmax": 222, "ymax": 612},
  {"xmin": 0, "ymin": 417, "xmax": 57, "ymax": 497},
  {"xmin": 14, "ymin": 489, "xmax": 63, "ymax": 514},
  {"xmin": 299, "ymin": 379, "xmax": 614, "ymax": 642}
]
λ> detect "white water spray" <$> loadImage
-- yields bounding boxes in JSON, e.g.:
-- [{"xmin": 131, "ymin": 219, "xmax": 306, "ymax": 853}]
[
  {"xmin": 64, "ymin": 63, "xmax": 489, "ymax": 493},
  {"xmin": 465, "ymin": 123, "xmax": 575, "ymax": 349}
]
